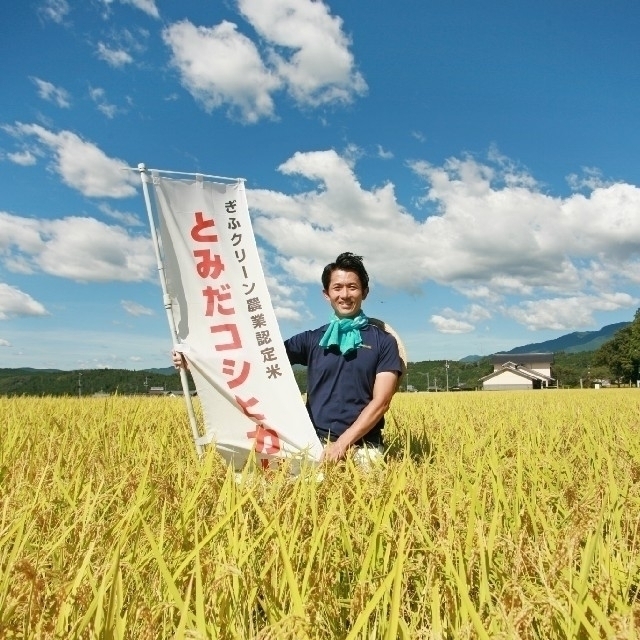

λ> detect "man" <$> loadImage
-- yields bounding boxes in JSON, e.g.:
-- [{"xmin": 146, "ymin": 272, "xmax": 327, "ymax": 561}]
[
  {"xmin": 285, "ymin": 252, "xmax": 402, "ymax": 462},
  {"xmin": 174, "ymin": 252, "xmax": 402, "ymax": 463}
]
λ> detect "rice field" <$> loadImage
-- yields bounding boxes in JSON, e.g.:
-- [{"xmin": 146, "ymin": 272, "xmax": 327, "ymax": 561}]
[{"xmin": 1, "ymin": 390, "xmax": 639, "ymax": 638}]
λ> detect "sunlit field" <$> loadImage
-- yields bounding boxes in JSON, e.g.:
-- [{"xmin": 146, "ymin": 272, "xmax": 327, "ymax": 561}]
[{"xmin": 2, "ymin": 390, "xmax": 639, "ymax": 638}]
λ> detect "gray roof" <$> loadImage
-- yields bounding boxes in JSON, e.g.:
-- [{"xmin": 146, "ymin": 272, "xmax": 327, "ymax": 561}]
[
  {"xmin": 480, "ymin": 361, "xmax": 555, "ymax": 383},
  {"xmin": 491, "ymin": 352, "xmax": 553, "ymax": 365}
]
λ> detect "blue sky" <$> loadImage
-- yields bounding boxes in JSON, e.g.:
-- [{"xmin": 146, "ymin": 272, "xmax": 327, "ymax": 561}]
[{"xmin": 1, "ymin": 0, "xmax": 640, "ymax": 369}]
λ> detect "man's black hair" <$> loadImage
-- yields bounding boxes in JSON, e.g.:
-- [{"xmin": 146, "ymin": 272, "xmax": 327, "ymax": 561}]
[{"xmin": 321, "ymin": 252, "xmax": 369, "ymax": 291}]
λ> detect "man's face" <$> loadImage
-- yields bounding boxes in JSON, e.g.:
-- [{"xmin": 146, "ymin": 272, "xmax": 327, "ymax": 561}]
[{"xmin": 323, "ymin": 269, "xmax": 368, "ymax": 318}]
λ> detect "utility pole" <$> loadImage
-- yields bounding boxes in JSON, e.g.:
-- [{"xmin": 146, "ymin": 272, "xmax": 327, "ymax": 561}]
[
  {"xmin": 78, "ymin": 372, "xmax": 82, "ymax": 398},
  {"xmin": 445, "ymin": 360, "xmax": 449, "ymax": 392}
]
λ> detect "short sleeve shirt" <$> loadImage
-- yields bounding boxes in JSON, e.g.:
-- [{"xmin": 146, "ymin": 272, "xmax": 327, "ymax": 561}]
[{"xmin": 285, "ymin": 323, "xmax": 402, "ymax": 445}]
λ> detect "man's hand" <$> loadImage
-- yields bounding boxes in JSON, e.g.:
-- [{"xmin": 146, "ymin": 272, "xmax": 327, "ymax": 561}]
[
  {"xmin": 320, "ymin": 440, "xmax": 349, "ymax": 463},
  {"xmin": 172, "ymin": 350, "xmax": 188, "ymax": 370}
]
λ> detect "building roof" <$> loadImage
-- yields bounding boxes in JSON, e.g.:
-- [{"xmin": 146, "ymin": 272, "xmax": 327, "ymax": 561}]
[
  {"xmin": 491, "ymin": 352, "xmax": 554, "ymax": 365},
  {"xmin": 480, "ymin": 362, "xmax": 555, "ymax": 383}
]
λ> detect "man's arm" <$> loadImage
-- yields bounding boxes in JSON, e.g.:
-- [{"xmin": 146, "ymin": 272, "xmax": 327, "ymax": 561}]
[{"xmin": 320, "ymin": 370, "xmax": 398, "ymax": 462}]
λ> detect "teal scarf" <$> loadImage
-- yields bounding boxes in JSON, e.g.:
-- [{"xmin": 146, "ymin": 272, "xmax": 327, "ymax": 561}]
[{"xmin": 318, "ymin": 312, "xmax": 369, "ymax": 355}]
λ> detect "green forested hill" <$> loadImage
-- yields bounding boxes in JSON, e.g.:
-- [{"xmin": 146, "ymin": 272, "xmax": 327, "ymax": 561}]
[
  {"xmin": 0, "ymin": 349, "xmax": 621, "ymax": 396},
  {"xmin": 503, "ymin": 322, "xmax": 630, "ymax": 355},
  {"xmin": 0, "ymin": 368, "xmax": 191, "ymax": 396}
]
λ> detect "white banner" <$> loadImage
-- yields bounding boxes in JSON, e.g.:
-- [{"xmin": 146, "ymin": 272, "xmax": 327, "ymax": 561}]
[{"xmin": 149, "ymin": 173, "xmax": 322, "ymax": 468}]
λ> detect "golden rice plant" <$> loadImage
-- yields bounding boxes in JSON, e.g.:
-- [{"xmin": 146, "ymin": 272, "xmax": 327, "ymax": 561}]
[{"xmin": 1, "ymin": 390, "xmax": 639, "ymax": 638}]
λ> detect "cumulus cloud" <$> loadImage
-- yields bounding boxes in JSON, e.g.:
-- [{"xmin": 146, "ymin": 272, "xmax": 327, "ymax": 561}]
[
  {"xmin": 89, "ymin": 87, "xmax": 119, "ymax": 118},
  {"xmin": 163, "ymin": 20, "xmax": 280, "ymax": 123},
  {"xmin": 430, "ymin": 315, "xmax": 474, "ymax": 334},
  {"xmin": 96, "ymin": 42, "xmax": 133, "ymax": 67},
  {"xmin": 31, "ymin": 77, "xmax": 71, "ymax": 108},
  {"xmin": 0, "ymin": 212, "xmax": 155, "ymax": 283},
  {"xmin": 0, "ymin": 338, "xmax": 11, "ymax": 347},
  {"xmin": 121, "ymin": 300, "xmax": 154, "ymax": 316},
  {"xmin": 98, "ymin": 203, "xmax": 142, "ymax": 226},
  {"xmin": 237, "ymin": 0, "xmax": 367, "ymax": 106},
  {"xmin": 0, "ymin": 283, "xmax": 48, "ymax": 320},
  {"xmin": 505, "ymin": 293, "xmax": 637, "ymax": 331},
  {"xmin": 100, "ymin": 0, "xmax": 159, "ymax": 18},
  {"xmin": 7, "ymin": 150, "xmax": 37, "ymax": 166},
  {"xmin": 163, "ymin": 0, "xmax": 365, "ymax": 122},
  {"xmin": 247, "ymin": 148, "xmax": 640, "ymax": 331},
  {"xmin": 38, "ymin": 0, "xmax": 69, "ymax": 24},
  {"xmin": 5, "ymin": 123, "xmax": 138, "ymax": 197},
  {"xmin": 265, "ymin": 275, "xmax": 309, "ymax": 322},
  {"xmin": 566, "ymin": 167, "xmax": 613, "ymax": 192},
  {"xmin": 429, "ymin": 305, "xmax": 491, "ymax": 334},
  {"xmin": 121, "ymin": 0, "xmax": 159, "ymax": 18}
]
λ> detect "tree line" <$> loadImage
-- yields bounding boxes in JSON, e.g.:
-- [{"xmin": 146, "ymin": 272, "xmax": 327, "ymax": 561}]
[
  {"xmin": 1, "ymin": 309, "xmax": 638, "ymax": 396},
  {"xmin": 0, "ymin": 368, "xmax": 190, "ymax": 397},
  {"xmin": 592, "ymin": 307, "xmax": 640, "ymax": 385}
]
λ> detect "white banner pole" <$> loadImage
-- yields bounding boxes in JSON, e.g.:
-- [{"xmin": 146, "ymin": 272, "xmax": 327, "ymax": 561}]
[{"xmin": 138, "ymin": 162, "xmax": 204, "ymax": 458}]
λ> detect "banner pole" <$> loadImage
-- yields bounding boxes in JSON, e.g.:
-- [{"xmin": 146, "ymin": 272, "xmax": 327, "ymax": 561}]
[{"xmin": 138, "ymin": 162, "xmax": 204, "ymax": 458}]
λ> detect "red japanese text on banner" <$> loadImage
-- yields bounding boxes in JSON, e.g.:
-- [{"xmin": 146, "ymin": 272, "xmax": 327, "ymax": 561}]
[{"xmin": 150, "ymin": 175, "xmax": 322, "ymax": 468}]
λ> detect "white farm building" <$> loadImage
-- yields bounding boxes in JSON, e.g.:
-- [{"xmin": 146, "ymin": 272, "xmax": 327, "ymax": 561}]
[{"xmin": 479, "ymin": 353, "xmax": 556, "ymax": 391}]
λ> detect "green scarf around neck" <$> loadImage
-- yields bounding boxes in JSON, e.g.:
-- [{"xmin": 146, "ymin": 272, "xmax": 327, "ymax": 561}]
[{"xmin": 318, "ymin": 311, "xmax": 369, "ymax": 355}]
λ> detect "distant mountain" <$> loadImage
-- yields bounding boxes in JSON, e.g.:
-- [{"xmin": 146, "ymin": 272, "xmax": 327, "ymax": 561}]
[
  {"xmin": 499, "ymin": 322, "xmax": 630, "ymax": 356},
  {"xmin": 0, "ymin": 367, "xmax": 63, "ymax": 375},
  {"xmin": 459, "ymin": 355, "xmax": 483, "ymax": 363},
  {"xmin": 144, "ymin": 366, "xmax": 177, "ymax": 376}
]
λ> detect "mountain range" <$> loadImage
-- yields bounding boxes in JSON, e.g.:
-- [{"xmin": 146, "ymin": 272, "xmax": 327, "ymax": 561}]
[
  {"xmin": 460, "ymin": 321, "xmax": 629, "ymax": 362},
  {"xmin": 1, "ymin": 322, "xmax": 630, "ymax": 376}
]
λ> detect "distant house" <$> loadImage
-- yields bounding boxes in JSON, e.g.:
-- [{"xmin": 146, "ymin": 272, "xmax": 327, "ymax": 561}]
[
  {"xmin": 148, "ymin": 386, "xmax": 166, "ymax": 395},
  {"xmin": 167, "ymin": 389, "xmax": 198, "ymax": 397},
  {"xmin": 479, "ymin": 353, "xmax": 556, "ymax": 390}
]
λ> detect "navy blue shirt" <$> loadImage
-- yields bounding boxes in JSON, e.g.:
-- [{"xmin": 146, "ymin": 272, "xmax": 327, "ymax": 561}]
[{"xmin": 285, "ymin": 323, "xmax": 402, "ymax": 445}]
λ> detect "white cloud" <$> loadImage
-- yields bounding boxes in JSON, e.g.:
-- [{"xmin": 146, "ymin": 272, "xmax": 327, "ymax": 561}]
[
  {"xmin": 163, "ymin": 1, "xmax": 365, "ymax": 121},
  {"xmin": 6, "ymin": 123, "xmax": 138, "ymax": 197},
  {"xmin": 566, "ymin": 167, "xmax": 613, "ymax": 192},
  {"xmin": 96, "ymin": 42, "xmax": 133, "ymax": 67},
  {"xmin": 430, "ymin": 315, "xmax": 474, "ymax": 334},
  {"xmin": 163, "ymin": 20, "xmax": 280, "ymax": 123},
  {"xmin": 237, "ymin": 0, "xmax": 367, "ymax": 106},
  {"xmin": 0, "ymin": 212, "xmax": 155, "ymax": 283},
  {"xmin": 505, "ymin": 293, "xmax": 637, "ymax": 331},
  {"xmin": 264, "ymin": 275, "xmax": 309, "ymax": 322},
  {"xmin": 89, "ymin": 87, "xmax": 119, "ymax": 118},
  {"xmin": 121, "ymin": 300, "xmax": 154, "ymax": 316},
  {"xmin": 428, "ymin": 304, "xmax": 491, "ymax": 334},
  {"xmin": 38, "ymin": 0, "xmax": 70, "ymax": 24},
  {"xmin": 0, "ymin": 338, "xmax": 12, "ymax": 347},
  {"xmin": 0, "ymin": 283, "xmax": 48, "ymax": 320},
  {"xmin": 465, "ymin": 304, "xmax": 492, "ymax": 322},
  {"xmin": 121, "ymin": 0, "xmax": 159, "ymax": 18},
  {"xmin": 377, "ymin": 145, "xmax": 393, "ymax": 160},
  {"xmin": 247, "ymin": 148, "xmax": 640, "ymax": 330},
  {"xmin": 100, "ymin": 0, "xmax": 159, "ymax": 18},
  {"xmin": 98, "ymin": 203, "xmax": 142, "ymax": 226},
  {"xmin": 7, "ymin": 150, "xmax": 37, "ymax": 166},
  {"xmin": 411, "ymin": 131, "xmax": 426, "ymax": 142},
  {"xmin": 31, "ymin": 77, "xmax": 71, "ymax": 108}
]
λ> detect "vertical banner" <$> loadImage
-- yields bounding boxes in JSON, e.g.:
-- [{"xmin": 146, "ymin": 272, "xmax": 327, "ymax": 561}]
[{"xmin": 149, "ymin": 173, "xmax": 322, "ymax": 468}]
